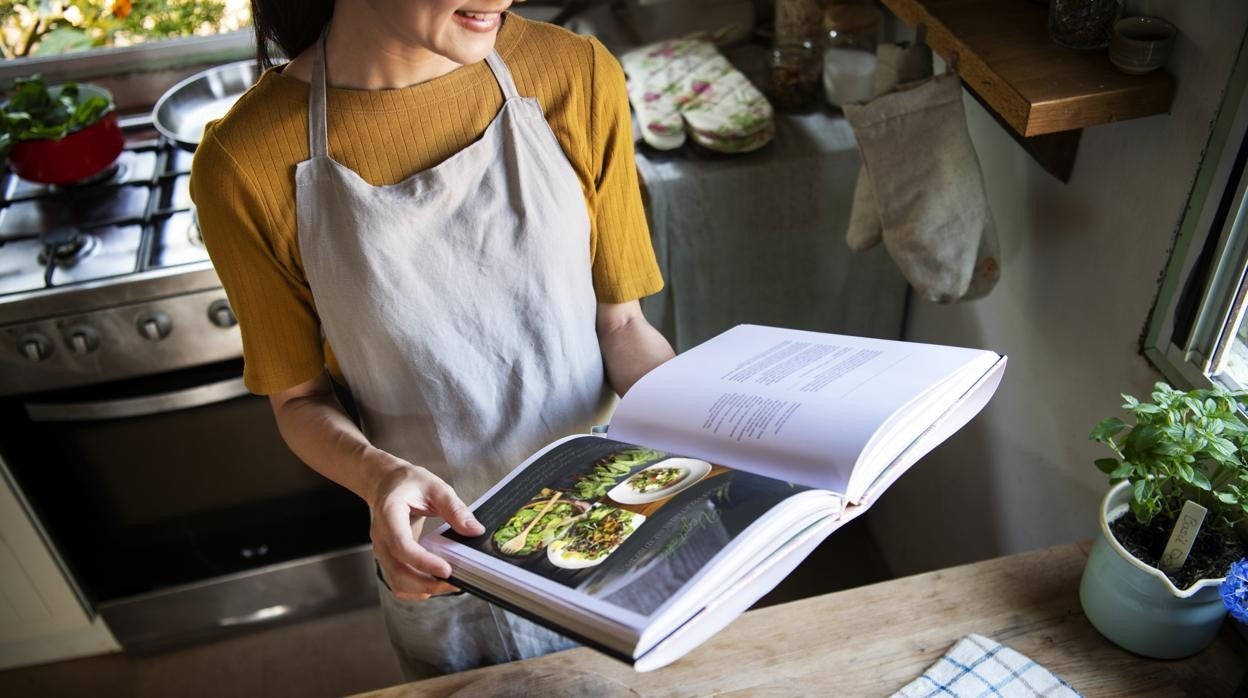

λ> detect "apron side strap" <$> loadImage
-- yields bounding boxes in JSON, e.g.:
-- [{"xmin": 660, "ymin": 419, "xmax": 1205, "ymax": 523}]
[
  {"xmin": 308, "ymin": 33, "xmax": 331, "ymax": 159},
  {"xmin": 485, "ymin": 51, "xmax": 521, "ymax": 101}
]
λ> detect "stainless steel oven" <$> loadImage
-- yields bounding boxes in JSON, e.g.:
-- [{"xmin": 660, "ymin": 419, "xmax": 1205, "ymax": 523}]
[
  {"xmin": 2, "ymin": 361, "xmax": 372, "ymax": 651},
  {"xmin": 0, "ymin": 115, "xmax": 374, "ymax": 653}
]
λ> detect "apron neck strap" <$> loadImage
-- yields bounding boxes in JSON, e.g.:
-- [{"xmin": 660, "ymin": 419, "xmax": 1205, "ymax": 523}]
[
  {"xmin": 308, "ymin": 31, "xmax": 330, "ymax": 159},
  {"xmin": 485, "ymin": 51, "xmax": 520, "ymax": 101}
]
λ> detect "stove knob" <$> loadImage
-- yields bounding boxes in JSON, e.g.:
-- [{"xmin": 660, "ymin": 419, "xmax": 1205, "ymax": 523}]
[
  {"xmin": 65, "ymin": 325, "xmax": 100, "ymax": 355},
  {"xmin": 18, "ymin": 333, "xmax": 53, "ymax": 362},
  {"xmin": 208, "ymin": 299, "xmax": 237, "ymax": 328},
  {"xmin": 137, "ymin": 312, "xmax": 173, "ymax": 341}
]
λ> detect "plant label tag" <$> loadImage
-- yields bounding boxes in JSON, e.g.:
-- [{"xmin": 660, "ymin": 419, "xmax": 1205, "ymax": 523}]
[{"xmin": 1159, "ymin": 500, "xmax": 1207, "ymax": 573}]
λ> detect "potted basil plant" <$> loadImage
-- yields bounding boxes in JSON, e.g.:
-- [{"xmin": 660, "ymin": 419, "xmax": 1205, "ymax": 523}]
[{"xmin": 1080, "ymin": 382, "xmax": 1248, "ymax": 658}]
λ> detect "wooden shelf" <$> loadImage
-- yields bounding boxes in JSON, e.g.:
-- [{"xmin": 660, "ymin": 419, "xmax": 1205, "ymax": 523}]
[{"xmin": 880, "ymin": 0, "xmax": 1176, "ymax": 137}]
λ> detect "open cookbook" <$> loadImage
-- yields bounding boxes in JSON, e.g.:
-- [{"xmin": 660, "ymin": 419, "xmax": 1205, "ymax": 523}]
[{"xmin": 423, "ymin": 324, "xmax": 1007, "ymax": 671}]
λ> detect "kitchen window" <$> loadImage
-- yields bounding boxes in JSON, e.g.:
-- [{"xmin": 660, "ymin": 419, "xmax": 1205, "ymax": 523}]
[
  {"xmin": 0, "ymin": 0, "xmax": 254, "ymax": 85},
  {"xmin": 1145, "ymin": 40, "xmax": 1248, "ymax": 391}
]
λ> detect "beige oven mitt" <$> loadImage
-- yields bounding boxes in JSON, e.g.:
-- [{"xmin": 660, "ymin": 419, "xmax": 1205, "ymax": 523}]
[
  {"xmin": 620, "ymin": 37, "xmax": 774, "ymax": 154},
  {"xmin": 844, "ymin": 74, "xmax": 1000, "ymax": 302},
  {"xmin": 846, "ymin": 42, "xmax": 933, "ymax": 252}
]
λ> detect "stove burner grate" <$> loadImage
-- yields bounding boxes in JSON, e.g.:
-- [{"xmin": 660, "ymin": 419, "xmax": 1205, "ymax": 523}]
[
  {"xmin": 37, "ymin": 228, "xmax": 100, "ymax": 269},
  {"xmin": 0, "ymin": 115, "xmax": 204, "ymax": 297}
]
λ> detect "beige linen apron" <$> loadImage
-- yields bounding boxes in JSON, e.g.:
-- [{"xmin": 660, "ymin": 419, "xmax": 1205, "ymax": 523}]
[{"xmin": 295, "ymin": 35, "xmax": 611, "ymax": 679}]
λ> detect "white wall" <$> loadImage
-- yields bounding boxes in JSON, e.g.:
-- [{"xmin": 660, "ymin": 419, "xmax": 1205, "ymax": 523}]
[{"xmin": 867, "ymin": 2, "xmax": 1248, "ymax": 575}]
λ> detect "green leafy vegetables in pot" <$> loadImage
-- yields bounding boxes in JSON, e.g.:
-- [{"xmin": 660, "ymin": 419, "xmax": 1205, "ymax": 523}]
[
  {"xmin": 571, "ymin": 447, "xmax": 664, "ymax": 500},
  {"xmin": 1, "ymin": 76, "xmax": 112, "ymax": 160},
  {"xmin": 492, "ymin": 490, "xmax": 585, "ymax": 557}
]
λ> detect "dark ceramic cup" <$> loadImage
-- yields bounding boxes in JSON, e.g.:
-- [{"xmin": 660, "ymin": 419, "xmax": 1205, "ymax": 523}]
[{"xmin": 1110, "ymin": 16, "xmax": 1177, "ymax": 75}]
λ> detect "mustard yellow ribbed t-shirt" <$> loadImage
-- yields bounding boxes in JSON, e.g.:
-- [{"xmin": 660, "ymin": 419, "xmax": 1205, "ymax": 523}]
[{"xmin": 190, "ymin": 15, "xmax": 663, "ymax": 395}]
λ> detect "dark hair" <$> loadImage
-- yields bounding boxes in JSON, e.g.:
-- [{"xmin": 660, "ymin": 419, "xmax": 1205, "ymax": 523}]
[{"xmin": 251, "ymin": 0, "xmax": 336, "ymax": 68}]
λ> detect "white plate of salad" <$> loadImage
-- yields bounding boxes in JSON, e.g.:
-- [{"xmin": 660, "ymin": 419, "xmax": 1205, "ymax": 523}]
[
  {"xmin": 546, "ymin": 506, "xmax": 645, "ymax": 570},
  {"xmin": 606, "ymin": 458, "xmax": 711, "ymax": 505}
]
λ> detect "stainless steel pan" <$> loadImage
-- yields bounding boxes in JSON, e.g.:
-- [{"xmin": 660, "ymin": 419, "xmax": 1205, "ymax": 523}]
[{"xmin": 153, "ymin": 60, "xmax": 266, "ymax": 151}]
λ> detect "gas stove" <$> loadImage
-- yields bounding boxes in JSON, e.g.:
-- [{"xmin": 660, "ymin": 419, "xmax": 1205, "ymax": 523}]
[{"xmin": 0, "ymin": 114, "xmax": 242, "ymax": 397}]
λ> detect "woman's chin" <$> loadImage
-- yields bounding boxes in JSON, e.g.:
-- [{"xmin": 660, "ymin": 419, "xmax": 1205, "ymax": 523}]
[{"xmin": 441, "ymin": 33, "xmax": 498, "ymax": 65}]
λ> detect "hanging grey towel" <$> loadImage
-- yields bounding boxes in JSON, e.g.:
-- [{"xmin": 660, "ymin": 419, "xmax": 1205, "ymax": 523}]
[
  {"xmin": 844, "ymin": 74, "xmax": 1000, "ymax": 302},
  {"xmin": 846, "ymin": 42, "xmax": 934, "ymax": 252}
]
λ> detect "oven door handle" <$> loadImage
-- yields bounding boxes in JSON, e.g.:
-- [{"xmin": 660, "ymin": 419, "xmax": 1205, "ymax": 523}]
[{"xmin": 25, "ymin": 377, "xmax": 251, "ymax": 422}]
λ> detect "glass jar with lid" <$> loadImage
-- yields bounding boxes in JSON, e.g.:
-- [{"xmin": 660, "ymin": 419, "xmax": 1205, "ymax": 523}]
[
  {"xmin": 769, "ymin": 41, "xmax": 822, "ymax": 113},
  {"xmin": 822, "ymin": 3, "xmax": 884, "ymax": 54},
  {"xmin": 775, "ymin": 0, "xmax": 825, "ymax": 44}
]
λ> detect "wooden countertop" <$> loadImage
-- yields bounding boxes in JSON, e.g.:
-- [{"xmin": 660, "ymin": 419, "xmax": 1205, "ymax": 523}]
[{"xmin": 358, "ymin": 542, "xmax": 1247, "ymax": 697}]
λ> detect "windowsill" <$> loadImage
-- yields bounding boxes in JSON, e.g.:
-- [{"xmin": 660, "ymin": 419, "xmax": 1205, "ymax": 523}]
[{"xmin": 0, "ymin": 31, "xmax": 255, "ymax": 87}]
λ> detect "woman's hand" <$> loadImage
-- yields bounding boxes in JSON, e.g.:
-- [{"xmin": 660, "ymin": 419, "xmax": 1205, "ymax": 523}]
[
  {"xmin": 267, "ymin": 370, "xmax": 486, "ymax": 602},
  {"xmin": 368, "ymin": 455, "xmax": 486, "ymax": 601}
]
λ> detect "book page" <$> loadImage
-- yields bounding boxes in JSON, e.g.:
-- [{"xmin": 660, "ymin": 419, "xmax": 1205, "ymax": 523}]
[
  {"xmin": 610, "ymin": 324, "xmax": 998, "ymax": 493},
  {"xmin": 428, "ymin": 435, "xmax": 819, "ymax": 624}
]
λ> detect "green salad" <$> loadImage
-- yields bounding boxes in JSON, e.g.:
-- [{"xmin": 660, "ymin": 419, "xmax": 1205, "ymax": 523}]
[
  {"xmin": 571, "ymin": 447, "xmax": 663, "ymax": 500},
  {"xmin": 1, "ymin": 76, "xmax": 112, "ymax": 160},
  {"xmin": 626, "ymin": 466, "xmax": 687, "ymax": 493},
  {"xmin": 557, "ymin": 506, "xmax": 640, "ymax": 562},
  {"xmin": 491, "ymin": 491, "xmax": 583, "ymax": 557}
]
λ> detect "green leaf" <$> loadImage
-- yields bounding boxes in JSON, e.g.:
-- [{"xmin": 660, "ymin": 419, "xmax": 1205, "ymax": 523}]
[
  {"xmin": 1177, "ymin": 462, "xmax": 1196, "ymax": 483},
  {"xmin": 31, "ymin": 28, "xmax": 94, "ymax": 57},
  {"xmin": 1217, "ymin": 491, "xmax": 1239, "ymax": 504},
  {"xmin": 2, "ymin": 75, "xmax": 107, "ymax": 142},
  {"xmin": 1130, "ymin": 495, "xmax": 1158, "ymax": 524},
  {"xmin": 1108, "ymin": 461, "xmax": 1134, "ymax": 480},
  {"xmin": 1191, "ymin": 469, "xmax": 1213, "ymax": 491},
  {"xmin": 1095, "ymin": 458, "xmax": 1121, "ymax": 475},
  {"xmin": 1090, "ymin": 417, "xmax": 1128, "ymax": 442},
  {"xmin": 69, "ymin": 95, "xmax": 108, "ymax": 131}
]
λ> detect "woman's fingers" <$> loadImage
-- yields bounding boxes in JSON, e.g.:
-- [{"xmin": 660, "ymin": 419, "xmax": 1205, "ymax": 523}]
[
  {"xmin": 367, "ymin": 461, "xmax": 487, "ymax": 602},
  {"xmin": 418, "ymin": 475, "xmax": 485, "ymax": 537},
  {"xmin": 378, "ymin": 555, "xmax": 460, "ymax": 600},
  {"xmin": 377, "ymin": 502, "xmax": 453, "ymax": 579}
]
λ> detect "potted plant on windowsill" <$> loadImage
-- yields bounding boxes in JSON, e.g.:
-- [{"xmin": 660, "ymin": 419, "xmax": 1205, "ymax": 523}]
[{"xmin": 1080, "ymin": 382, "xmax": 1248, "ymax": 658}]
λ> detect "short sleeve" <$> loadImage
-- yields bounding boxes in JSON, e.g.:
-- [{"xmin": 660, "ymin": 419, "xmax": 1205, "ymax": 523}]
[
  {"xmin": 190, "ymin": 127, "xmax": 326, "ymax": 395},
  {"xmin": 587, "ymin": 38, "xmax": 664, "ymax": 304}
]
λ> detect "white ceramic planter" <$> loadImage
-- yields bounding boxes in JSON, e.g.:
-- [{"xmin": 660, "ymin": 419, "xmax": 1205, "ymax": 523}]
[{"xmin": 1079, "ymin": 481, "xmax": 1227, "ymax": 658}]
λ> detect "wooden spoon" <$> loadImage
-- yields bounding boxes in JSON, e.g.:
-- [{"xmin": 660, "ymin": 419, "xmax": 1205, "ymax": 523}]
[{"xmin": 499, "ymin": 492, "xmax": 563, "ymax": 555}]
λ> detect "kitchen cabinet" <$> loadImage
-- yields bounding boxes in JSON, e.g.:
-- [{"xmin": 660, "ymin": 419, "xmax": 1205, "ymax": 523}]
[{"xmin": 0, "ymin": 457, "xmax": 119, "ymax": 669}]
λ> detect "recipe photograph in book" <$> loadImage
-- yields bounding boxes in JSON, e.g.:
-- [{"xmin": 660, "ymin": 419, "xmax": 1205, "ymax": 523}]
[
  {"xmin": 442, "ymin": 437, "xmax": 811, "ymax": 616},
  {"xmin": 427, "ymin": 324, "xmax": 1008, "ymax": 670}
]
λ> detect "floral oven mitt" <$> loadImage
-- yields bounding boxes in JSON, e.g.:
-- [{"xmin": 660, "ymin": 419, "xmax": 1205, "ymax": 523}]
[{"xmin": 619, "ymin": 38, "xmax": 774, "ymax": 154}]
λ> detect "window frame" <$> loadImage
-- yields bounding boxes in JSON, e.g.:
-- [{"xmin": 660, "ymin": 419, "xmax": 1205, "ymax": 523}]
[
  {"xmin": 0, "ymin": 30, "xmax": 254, "ymax": 87},
  {"xmin": 1144, "ymin": 35, "xmax": 1248, "ymax": 390}
]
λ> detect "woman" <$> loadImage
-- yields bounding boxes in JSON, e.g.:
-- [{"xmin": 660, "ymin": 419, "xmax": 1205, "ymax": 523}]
[{"xmin": 190, "ymin": 0, "xmax": 674, "ymax": 679}]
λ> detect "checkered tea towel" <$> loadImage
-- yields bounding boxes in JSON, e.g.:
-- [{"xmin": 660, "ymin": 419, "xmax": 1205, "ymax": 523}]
[{"xmin": 892, "ymin": 634, "xmax": 1082, "ymax": 698}]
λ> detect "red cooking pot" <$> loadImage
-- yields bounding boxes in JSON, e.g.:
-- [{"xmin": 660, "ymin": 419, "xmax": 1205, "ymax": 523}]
[{"xmin": 7, "ymin": 83, "xmax": 124, "ymax": 186}]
